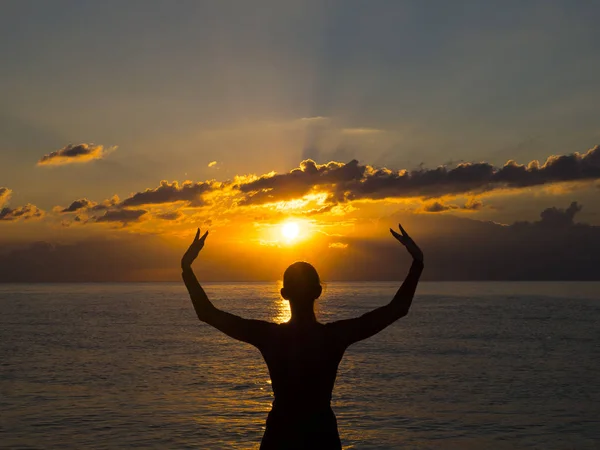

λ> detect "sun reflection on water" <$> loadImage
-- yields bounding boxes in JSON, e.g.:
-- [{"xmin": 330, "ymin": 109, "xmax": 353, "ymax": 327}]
[
  {"xmin": 273, "ymin": 298, "xmax": 291, "ymax": 323},
  {"xmin": 272, "ymin": 282, "xmax": 291, "ymax": 323}
]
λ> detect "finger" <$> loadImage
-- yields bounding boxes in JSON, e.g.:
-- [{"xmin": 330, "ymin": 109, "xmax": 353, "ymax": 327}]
[
  {"xmin": 398, "ymin": 224, "xmax": 408, "ymax": 237},
  {"xmin": 194, "ymin": 228, "xmax": 200, "ymax": 241},
  {"xmin": 200, "ymin": 230, "xmax": 209, "ymax": 242},
  {"xmin": 390, "ymin": 228, "xmax": 404, "ymax": 242}
]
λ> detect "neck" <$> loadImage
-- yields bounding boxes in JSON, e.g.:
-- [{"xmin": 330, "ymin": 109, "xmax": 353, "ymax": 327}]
[{"xmin": 289, "ymin": 300, "xmax": 317, "ymax": 323}]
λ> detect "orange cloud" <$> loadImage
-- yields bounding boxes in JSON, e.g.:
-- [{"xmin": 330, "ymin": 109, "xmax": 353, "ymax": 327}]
[
  {"xmin": 0, "ymin": 203, "xmax": 44, "ymax": 221},
  {"xmin": 0, "ymin": 187, "xmax": 12, "ymax": 207},
  {"xmin": 37, "ymin": 143, "xmax": 116, "ymax": 166},
  {"xmin": 0, "ymin": 188, "xmax": 44, "ymax": 222}
]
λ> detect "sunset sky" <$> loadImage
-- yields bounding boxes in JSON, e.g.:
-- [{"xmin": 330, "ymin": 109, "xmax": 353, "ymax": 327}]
[{"xmin": 1, "ymin": 1, "xmax": 599, "ymax": 281}]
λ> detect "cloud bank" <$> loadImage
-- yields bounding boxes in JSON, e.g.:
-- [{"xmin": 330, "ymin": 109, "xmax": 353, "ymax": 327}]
[
  {"xmin": 58, "ymin": 181, "xmax": 215, "ymax": 225},
  {"xmin": 2, "ymin": 201, "xmax": 598, "ymax": 281},
  {"xmin": 56, "ymin": 145, "xmax": 600, "ymax": 226},
  {"xmin": 320, "ymin": 201, "xmax": 600, "ymax": 281},
  {"xmin": 37, "ymin": 143, "xmax": 116, "ymax": 166},
  {"xmin": 239, "ymin": 145, "xmax": 600, "ymax": 206}
]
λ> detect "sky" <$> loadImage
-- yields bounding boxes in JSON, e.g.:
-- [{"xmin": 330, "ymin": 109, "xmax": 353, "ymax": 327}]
[{"xmin": 1, "ymin": 0, "xmax": 599, "ymax": 281}]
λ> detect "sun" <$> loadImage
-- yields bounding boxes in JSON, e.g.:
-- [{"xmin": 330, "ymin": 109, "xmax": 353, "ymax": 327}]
[{"xmin": 281, "ymin": 221, "xmax": 300, "ymax": 241}]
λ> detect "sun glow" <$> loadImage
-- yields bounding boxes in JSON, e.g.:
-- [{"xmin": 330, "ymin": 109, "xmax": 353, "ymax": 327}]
[{"xmin": 281, "ymin": 221, "xmax": 300, "ymax": 241}]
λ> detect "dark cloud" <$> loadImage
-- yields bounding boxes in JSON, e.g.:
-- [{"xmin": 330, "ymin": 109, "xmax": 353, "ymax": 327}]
[
  {"xmin": 61, "ymin": 198, "xmax": 97, "ymax": 213},
  {"xmin": 0, "ymin": 204, "xmax": 44, "ymax": 221},
  {"xmin": 237, "ymin": 145, "xmax": 600, "ymax": 206},
  {"xmin": 156, "ymin": 211, "xmax": 183, "ymax": 221},
  {"xmin": 319, "ymin": 201, "xmax": 600, "ymax": 281},
  {"xmin": 513, "ymin": 201, "xmax": 584, "ymax": 229},
  {"xmin": 37, "ymin": 143, "xmax": 115, "ymax": 166},
  {"xmin": 422, "ymin": 198, "xmax": 484, "ymax": 213},
  {"xmin": 95, "ymin": 209, "xmax": 147, "ymax": 224},
  {"xmin": 423, "ymin": 201, "xmax": 454, "ymax": 213},
  {"xmin": 539, "ymin": 201, "xmax": 582, "ymax": 227},
  {"xmin": 59, "ymin": 196, "xmax": 120, "ymax": 214},
  {"xmin": 121, "ymin": 180, "xmax": 213, "ymax": 207},
  {"xmin": 59, "ymin": 180, "xmax": 210, "ymax": 219}
]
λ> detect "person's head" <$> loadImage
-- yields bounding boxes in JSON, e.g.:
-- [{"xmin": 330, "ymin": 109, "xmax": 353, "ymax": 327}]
[{"xmin": 280, "ymin": 261, "xmax": 322, "ymax": 304}]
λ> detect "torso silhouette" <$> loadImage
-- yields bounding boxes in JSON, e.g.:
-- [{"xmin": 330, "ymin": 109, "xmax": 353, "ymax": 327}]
[
  {"xmin": 261, "ymin": 321, "xmax": 344, "ymax": 411},
  {"xmin": 257, "ymin": 320, "xmax": 347, "ymax": 449}
]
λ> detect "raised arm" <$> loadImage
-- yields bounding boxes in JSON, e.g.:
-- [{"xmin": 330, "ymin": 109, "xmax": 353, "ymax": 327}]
[
  {"xmin": 329, "ymin": 224, "xmax": 424, "ymax": 347},
  {"xmin": 181, "ymin": 229, "xmax": 275, "ymax": 347}
]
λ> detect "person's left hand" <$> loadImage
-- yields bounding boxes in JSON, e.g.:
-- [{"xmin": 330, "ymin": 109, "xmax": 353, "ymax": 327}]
[
  {"xmin": 390, "ymin": 224, "xmax": 423, "ymax": 263},
  {"xmin": 181, "ymin": 228, "xmax": 209, "ymax": 269}
]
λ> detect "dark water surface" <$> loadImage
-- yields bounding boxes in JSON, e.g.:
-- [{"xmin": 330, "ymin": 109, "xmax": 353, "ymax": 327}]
[{"xmin": 2, "ymin": 282, "xmax": 599, "ymax": 449}]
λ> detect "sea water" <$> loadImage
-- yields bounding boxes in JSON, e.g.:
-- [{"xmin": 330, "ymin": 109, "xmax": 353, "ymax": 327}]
[{"xmin": 1, "ymin": 282, "xmax": 599, "ymax": 449}]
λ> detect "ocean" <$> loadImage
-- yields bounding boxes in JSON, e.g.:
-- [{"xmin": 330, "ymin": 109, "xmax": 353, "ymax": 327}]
[{"xmin": 1, "ymin": 281, "xmax": 599, "ymax": 449}]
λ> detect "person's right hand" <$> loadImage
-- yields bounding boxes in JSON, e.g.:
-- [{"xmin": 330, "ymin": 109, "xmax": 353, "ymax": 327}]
[
  {"xmin": 390, "ymin": 224, "xmax": 423, "ymax": 263},
  {"xmin": 181, "ymin": 228, "xmax": 209, "ymax": 269}
]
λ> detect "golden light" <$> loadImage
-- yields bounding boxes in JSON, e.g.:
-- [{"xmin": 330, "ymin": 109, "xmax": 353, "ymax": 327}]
[{"xmin": 281, "ymin": 221, "xmax": 300, "ymax": 241}]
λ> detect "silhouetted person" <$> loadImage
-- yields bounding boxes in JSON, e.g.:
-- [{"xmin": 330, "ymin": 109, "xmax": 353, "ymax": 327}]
[{"xmin": 181, "ymin": 225, "xmax": 424, "ymax": 449}]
